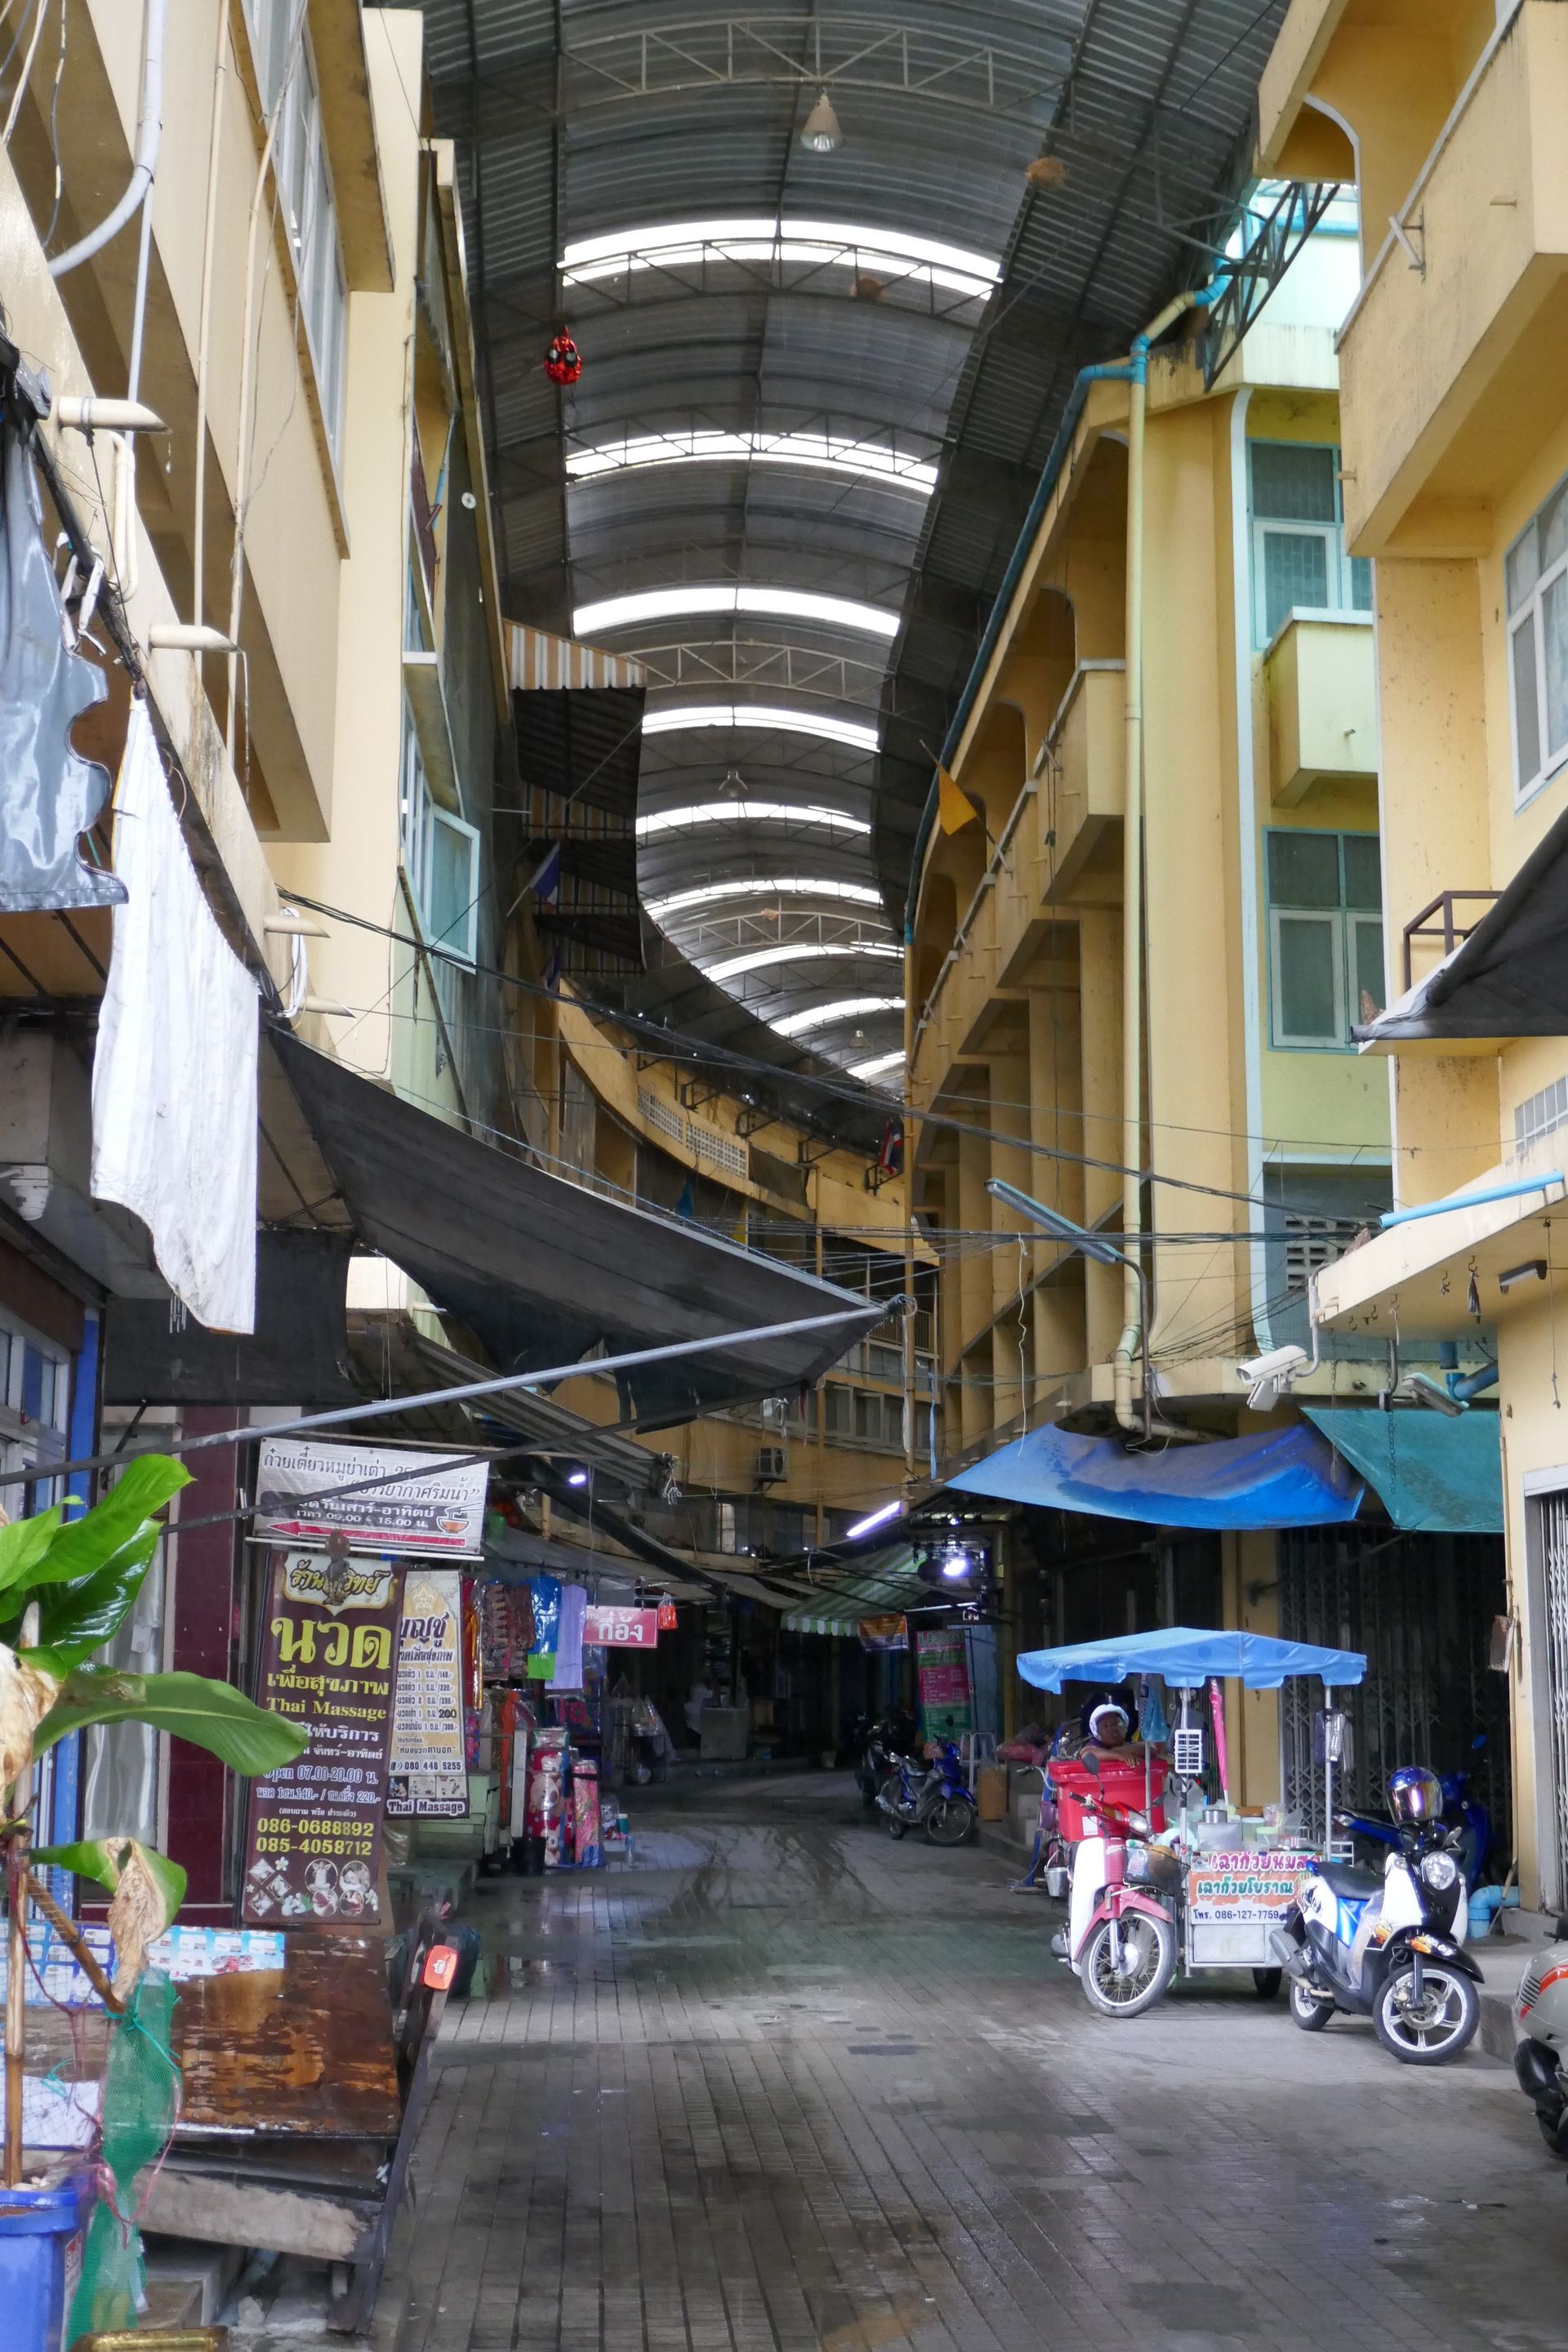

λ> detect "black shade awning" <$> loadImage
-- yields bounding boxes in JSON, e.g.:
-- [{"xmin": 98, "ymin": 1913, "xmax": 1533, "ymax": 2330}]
[
  {"xmin": 1359, "ymin": 802, "xmax": 1568, "ymax": 1042},
  {"xmin": 102, "ymin": 1231, "xmax": 358, "ymax": 1406},
  {"xmin": 272, "ymin": 1031, "xmax": 880, "ymax": 1423},
  {"xmin": 513, "ymin": 685, "xmax": 644, "ymax": 820},
  {"xmin": 414, "ymin": 1335, "xmax": 675, "ymax": 1497}
]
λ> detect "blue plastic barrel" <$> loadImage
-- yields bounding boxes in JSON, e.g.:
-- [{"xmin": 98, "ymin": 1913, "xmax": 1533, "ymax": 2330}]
[{"xmin": 0, "ymin": 2168, "xmax": 94, "ymax": 2352}]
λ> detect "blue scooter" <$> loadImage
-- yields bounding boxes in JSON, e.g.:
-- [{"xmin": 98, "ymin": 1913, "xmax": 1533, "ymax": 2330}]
[
  {"xmin": 877, "ymin": 1740, "xmax": 977, "ymax": 1846},
  {"xmin": 1338, "ymin": 1733, "xmax": 1491, "ymax": 1885}
]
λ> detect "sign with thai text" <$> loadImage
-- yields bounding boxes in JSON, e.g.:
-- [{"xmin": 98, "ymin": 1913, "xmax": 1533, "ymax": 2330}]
[
  {"xmin": 387, "ymin": 1568, "xmax": 467, "ymax": 1818},
  {"xmin": 241, "ymin": 1552, "xmax": 400, "ymax": 1927},
  {"xmin": 254, "ymin": 1436, "xmax": 487, "ymax": 1557},
  {"xmin": 1184, "ymin": 1850, "xmax": 1316, "ymax": 1930},
  {"xmin": 915, "ymin": 1627, "xmax": 973, "ymax": 1740},
  {"xmin": 581, "ymin": 1604, "xmax": 658, "ymax": 1648}
]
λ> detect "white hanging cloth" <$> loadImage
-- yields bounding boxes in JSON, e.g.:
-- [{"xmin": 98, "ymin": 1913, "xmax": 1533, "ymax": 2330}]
[{"xmin": 91, "ymin": 697, "xmax": 259, "ymax": 1333}]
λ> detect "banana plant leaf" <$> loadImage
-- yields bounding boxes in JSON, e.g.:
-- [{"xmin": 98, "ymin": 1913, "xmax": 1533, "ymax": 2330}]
[
  {"xmin": 33, "ymin": 1835, "xmax": 186, "ymax": 1921},
  {"xmin": 5, "ymin": 1530, "xmax": 159, "ymax": 1677},
  {"xmin": 34, "ymin": 1669, "xmax": 305, "ymax": 1775},
  {"xmin": 0, "ymin": 1506, "xmax": 62, "ymax": 1599},
  {"xmin": 19, "ymin": 1456, "xmax": 190, "ymax": 1590}
]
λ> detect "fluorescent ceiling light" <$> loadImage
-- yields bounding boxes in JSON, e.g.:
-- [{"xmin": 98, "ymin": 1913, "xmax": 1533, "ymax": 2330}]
[
  {"xmin": 567, "ymin": 430, "xmax": 936, "ymax": 494},
  {"xmin": 574, "ymin": 586, "xmax": 899, "ymax": 639},
  {"xmin": 637, "ymin": 801, "xmax": 871, "ymax": 837},
  {"xmin": 849, "ymin": 1049, "xmax": 906, "ymax": 1081},
  {"xmin": 649, "ymin": 876, "xmax": 885, "ymax": 918},
  {"xmin": 706, "ymin": 942, "xmax": 902, "ymax": 982},
  {"xmin": 642, "ymin": 702, "xmax": 880, "ymax": 751},
  {"xmin": 770, "ymin": 996, "xmax": 904, "ymax": 1038},
  {"xmin": 561, "ymin": 217, "xmax": 1000, "ymax": 301},
  {"xmin": 844, "ymin": 1497, "xmax": 903, "ymax": 1540}
]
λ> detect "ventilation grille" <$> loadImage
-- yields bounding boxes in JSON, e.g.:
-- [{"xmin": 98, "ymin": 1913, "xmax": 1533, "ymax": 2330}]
[
  {"xmin": 1517, "ymin": 1076, "xmax": 1568, "ymax": 1157},
  {"xmin": 637, "ymin": 1088, "xmax": 748, "ymax": 1178},
  {"xmin": 1282, "ymin": 1213, "xmax": 1345, "ymax": 1291}
]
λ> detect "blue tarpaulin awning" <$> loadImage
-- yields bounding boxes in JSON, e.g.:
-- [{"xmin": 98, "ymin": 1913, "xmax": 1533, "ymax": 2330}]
[
  {"xmin": 947, "ymin": 1422, "xmax": 1362, "ymax": 1530},
  {"xmin": 1303, "ymin": 1406, "xmax": 1503, "ymax": 1535},
  {"xmin": 1016, "ymin": 1627, "xmax": 1366, "ymax": 1691}
]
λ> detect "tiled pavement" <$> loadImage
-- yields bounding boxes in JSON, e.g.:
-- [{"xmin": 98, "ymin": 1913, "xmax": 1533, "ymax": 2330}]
[{"xmin": 371, "ymin": 1772, "xmax": 1568, "ymax": 2352}]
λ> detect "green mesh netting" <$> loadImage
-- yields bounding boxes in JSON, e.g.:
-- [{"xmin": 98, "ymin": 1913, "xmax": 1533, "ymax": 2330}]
[{"xmin": 66, "ymin": 1970, "xmax": 180, "ymax": 2339}]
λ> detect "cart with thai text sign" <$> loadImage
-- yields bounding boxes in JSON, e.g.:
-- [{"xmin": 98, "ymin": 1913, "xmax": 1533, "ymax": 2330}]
[{"xmin": 1018, "ymin": 1627, "xmax": 1368, "ymax": 1993}]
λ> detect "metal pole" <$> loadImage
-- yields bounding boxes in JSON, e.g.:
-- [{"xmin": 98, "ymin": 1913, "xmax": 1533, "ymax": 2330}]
[
  {"xmin": 1323, "ymin": 1685, "xmax": 1334, "ymax": 1855},
  {"xmin": 0, "ymin": 1306, "xmax": 880, "ymax": 1494}
]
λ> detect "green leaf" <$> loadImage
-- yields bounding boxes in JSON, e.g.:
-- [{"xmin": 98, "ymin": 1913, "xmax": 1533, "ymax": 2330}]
[
  {"xmin": 32, "ymin": 1836, "xmax": 187, "ymax": 1922},
  {"xmin": 21, "ymin": 1456, "xmax": 190, "ymax": 1590},
  {"xmin": 34, "ymin": 1670, "xmax": 306, "ymax": 1777},
  {"xmin": 0, "ymin": 1508, "xmax": 62, "ymax": 1599},
  {"xmin": 24, "ymin": 1531, "xmax": 158, "ymax": 1677}
]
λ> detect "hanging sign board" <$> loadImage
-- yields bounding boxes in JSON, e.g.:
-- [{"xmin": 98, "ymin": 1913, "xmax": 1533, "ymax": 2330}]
[
  {"xmin": 254, "ymin": 1435, "xmax": 488, "ymax": 1557},
  {"xmin": 1184, "ymin": 1849, "xmax": 1317, "ymax": 1968},
  {"xmin": 859, "ymin": 1615, "xmax": 909, "ymax": 1652},
  {"xmin": 241, "ymin": 1552, "xmax": 401, "ymax": 1927},
  {"xmin": 915, "ymin": 1626, "xmax": 973, "ymax": 1741},
  {"xmin": 387, "ymin": 1567, "xmax": 468, "ymax": 1817},
  {"xmin": 581, "ymin": 1603, "xmax": 659, "ymax": 1649}
]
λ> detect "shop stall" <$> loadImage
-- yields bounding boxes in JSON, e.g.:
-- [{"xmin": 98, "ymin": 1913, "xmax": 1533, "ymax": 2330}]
[{"xmin": 1018, "ymin": 1628, "xmax": 1367, "ymax": 1988}]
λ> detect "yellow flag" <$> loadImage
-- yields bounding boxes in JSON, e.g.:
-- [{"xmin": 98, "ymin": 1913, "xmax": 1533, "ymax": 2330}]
[{"xmin": 937, "ymin": 765, "xmax": 978, "ymax": 835}]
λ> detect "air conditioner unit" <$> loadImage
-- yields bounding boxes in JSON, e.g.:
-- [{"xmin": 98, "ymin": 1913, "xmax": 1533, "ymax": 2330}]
[{"xmin": 755, "ymin": 1444, "xmax": 788, "ymax": 1484}]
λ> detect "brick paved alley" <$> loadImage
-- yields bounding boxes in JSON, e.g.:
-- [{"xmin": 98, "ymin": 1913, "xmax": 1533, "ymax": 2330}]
[{"xmin": 359, "ymin": 1773, "xmax": 1568, "ymax": 2352}]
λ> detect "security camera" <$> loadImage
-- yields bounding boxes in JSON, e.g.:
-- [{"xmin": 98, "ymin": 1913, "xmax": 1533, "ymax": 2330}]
[
  {"xmin": 1237, "ymin": 1343, "xmax": 1310, "ymax": 1411},
  {"xmin": 1403, "ymin": 1370, "xmax": 1467, "ymax": 1417}
]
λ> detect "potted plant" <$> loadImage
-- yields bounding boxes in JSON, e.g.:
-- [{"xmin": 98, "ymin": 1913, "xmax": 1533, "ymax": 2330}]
[{"xmin": 0, "ymin": 1454, "xmax": 305, "ymax": 2349}]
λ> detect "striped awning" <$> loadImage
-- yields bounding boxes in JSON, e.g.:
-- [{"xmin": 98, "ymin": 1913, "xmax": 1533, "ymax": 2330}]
[
  {"xmin": 508, "ymin": 621, "xmax": 644, "ymax": 692},
  {"xmin": 780, "ymin": 1545, "xmax": 927, "ymax": 1636}
]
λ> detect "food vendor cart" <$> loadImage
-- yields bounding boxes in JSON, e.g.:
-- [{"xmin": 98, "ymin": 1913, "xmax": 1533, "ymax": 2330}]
[{"xmin": 1018, "ymin": 1628, "xmax": 1367, "ymax": 1989}]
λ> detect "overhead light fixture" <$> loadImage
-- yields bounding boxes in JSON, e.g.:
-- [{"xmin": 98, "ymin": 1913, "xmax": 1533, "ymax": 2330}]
[
  {"xmin": 1499, "ymin": 1260, "xmax": 1548, "ymax": 1293},
  {"xmin": 940, "ymin": 1549, "xmax": 969, "ymax": 1580},
  {"xmin": 719, "ymin": 764, "xmax": 746, "ymax": 801},
  {"xmin": 845, "ymin": 1498, "xmax": 902, "ymax": 1540},
  {"xmin": 800, "ymin": 90, "xmax": 843, "ymax": 154},
  {"xmin": 567, "ymin": 1468, "xmax": 590, "ymax": 1487}
]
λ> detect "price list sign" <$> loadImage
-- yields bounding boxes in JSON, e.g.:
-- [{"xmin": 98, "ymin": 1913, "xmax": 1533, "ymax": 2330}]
[
  {"xmin": 241, "ymin": 1552, "xmax": 402, "ymax": 1927},
  {"xmin": 386, "ymin": 1568, "xmax": 468, "ymax": 1818}
]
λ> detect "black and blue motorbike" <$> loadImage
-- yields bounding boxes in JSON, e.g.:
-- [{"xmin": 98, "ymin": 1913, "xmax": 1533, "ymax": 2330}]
[
  {"xmin": 877, "ymin": 1740, "xmax": 977, "ymax": 1846},
  {"xmin": 1338, "ymin": 1733, "xmax": 1492, "ymax": 1885}
]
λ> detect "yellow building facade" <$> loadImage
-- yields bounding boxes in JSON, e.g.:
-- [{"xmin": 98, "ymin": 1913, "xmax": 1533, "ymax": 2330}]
[{"xmin": 1258, "ymin": 0, "xmax": 1568, "ymax": 1898}]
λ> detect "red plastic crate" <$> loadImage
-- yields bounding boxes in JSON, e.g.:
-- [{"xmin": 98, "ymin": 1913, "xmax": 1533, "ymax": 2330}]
[{"xmin": 1049, "ymin": 1754, "xmax": 1168, "ymax": 1843}]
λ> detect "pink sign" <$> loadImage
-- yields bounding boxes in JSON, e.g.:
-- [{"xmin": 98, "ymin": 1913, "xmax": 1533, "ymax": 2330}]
[{"xmin": 582, "ymin": 1605, "xmax": 659, "ymax": 1649}]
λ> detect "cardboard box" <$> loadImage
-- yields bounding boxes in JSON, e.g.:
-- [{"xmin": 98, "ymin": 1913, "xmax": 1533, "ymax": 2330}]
[{"xmin": 976, "ymin": 1765, "xmax": 1007, "ymax": 1822}]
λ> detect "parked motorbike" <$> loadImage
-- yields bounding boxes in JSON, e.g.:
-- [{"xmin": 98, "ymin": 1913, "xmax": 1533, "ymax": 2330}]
[
  {"xmin": 1272, "ymin": 1765, "xmax": 1481, "ymax": 2064},
  {"xmin": 855, "ymin": 1719, "xmax": 903, "ymax": 1814},
  {"xmin": 1054, "ymin": 1755, "xmax": 1181, "ymax": 2018},
  {"xmin": 1339, "ymin": 1733, "xmax": 1492, "ymax": 1886},
  {"xmin": 877, "ymin": 1740, "xmax": 977, "ymax": 1846},
  {"xmin": 1510, "ymin": 1916, "xmax": 1568, "ymax": 2152}
]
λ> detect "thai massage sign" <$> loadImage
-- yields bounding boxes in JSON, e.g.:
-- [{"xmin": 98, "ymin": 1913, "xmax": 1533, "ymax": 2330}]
[
  {"xmin": 254, "ymin": 1434, "xmax": 488, "ymax": 1557},
  {"xmin": 915, "ymin": 1626, "xmax": 973, "ymax": 1741},
  {"xmin": 241, "ymin": 1552, "xmax": 401, "ymax": 1927},
  {"xmin": 386, "ymin": 1568, "xmax": 467, "ymax": 1818}
]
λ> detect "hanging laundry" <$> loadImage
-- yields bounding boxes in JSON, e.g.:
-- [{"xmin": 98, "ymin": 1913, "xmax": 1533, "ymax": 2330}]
[
  {"xmin": 91, "ymin": 697, "xmax": 259, "ymax": 1331},
  {"xmin": 549, "ymin": 1584, "xmax": 588, "ymax": 1693}
]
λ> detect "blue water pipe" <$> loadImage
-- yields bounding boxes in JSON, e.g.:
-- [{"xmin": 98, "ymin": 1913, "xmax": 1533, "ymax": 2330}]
[{"xmin": 1379, "ymin": 1173, "xmax": 1563, "ymax": 1229}]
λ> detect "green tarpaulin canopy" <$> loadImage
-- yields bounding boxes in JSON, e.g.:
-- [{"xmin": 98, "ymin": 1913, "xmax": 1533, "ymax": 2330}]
[{"xmin": 1303, "ymin": 1406, "xmax": 1502, "ymax": 1535}]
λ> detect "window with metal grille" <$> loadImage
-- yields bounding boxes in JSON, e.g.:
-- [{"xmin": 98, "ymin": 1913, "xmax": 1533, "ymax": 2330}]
[
  {"xmin": 1516, "ymin": 1075, "xmax": 1568, "ymax": 1156},
  {"xmin": 1250, "ymin": 440, "xmax": 1372, "ymax": 646},
  {"xmin": 1265, "ymin": 828, "xmax": 1384, "ymax": 1049}
]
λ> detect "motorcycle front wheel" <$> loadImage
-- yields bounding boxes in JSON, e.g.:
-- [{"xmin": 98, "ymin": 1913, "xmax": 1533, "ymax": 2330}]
[
  {"xmin": 924, "ymin": 1797, "xmax": 975, "ymax": 1847},
  {"xmin": 884, "ymin": 1808, "xmax": 909, "ymax": 1841},
  {"xmin": 1373, "ymin": 1962, "xmax": 1479, "ymax": 2065},
  {"xmin": 1290, "ymin": 1976, "xmax": 1334, "ymax": 2032},
  {"xmin": 1080, "ymin": 1911, "xmax": 1176, "ymax": 2020}
]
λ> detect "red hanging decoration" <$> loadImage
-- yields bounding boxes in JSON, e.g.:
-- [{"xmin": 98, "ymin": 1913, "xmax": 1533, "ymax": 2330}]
[
  {"xmin": 545, "ymin": 332, "xmax": 582, "ymax": 386},
  {"xmin": 657, "ymin": 1594, "xmax": 679, "ymax": 1632}
]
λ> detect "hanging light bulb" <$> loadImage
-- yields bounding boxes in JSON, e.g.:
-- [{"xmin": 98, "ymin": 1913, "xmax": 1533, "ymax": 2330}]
[
  {"xmin": 800, "ymin": 88, "xmax": 843, "ymax": 153},
  {"xmin": 719, "ymin": 764, "xmax": 746, "ymax": 801}
]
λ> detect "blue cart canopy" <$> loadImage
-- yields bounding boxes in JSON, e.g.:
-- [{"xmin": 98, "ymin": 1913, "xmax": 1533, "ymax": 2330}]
[{"xmin": 1017, "ymin": 1627, "xmax": 1366, "ymax": 1692}]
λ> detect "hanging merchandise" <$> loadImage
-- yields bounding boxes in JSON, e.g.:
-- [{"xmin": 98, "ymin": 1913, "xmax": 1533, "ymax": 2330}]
[
  {"xmin": 1138, "ymin": 1675, "xmax": 1170, "ymax": 1745},
  {"xmin": 657, "ymin": 1594, "xmax": 679, "ymax": 1632},
  {"xmin": 545, "ymin": 332, "xmax": 582, "ymax": 385},
  {"xmin": 1208, "ymin": 1677, "xmax": 1231, "ymax": 1807},
  {"xmin": 549, "ymin": 1583, "xmax": 588, "ymax": 1693},
  {"xmin": 528, "ymin": 1574, "xmax": 562, "ymax": 1679}
]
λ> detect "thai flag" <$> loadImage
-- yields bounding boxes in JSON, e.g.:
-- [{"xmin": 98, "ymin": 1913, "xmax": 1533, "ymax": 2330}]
[{"xmin": 531, "ymin": 842, "xmax": 562, "ymax": 906}]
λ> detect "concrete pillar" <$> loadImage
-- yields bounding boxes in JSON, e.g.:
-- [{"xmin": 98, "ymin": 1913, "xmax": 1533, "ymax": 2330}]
[
  {"xmin": 1076, "ymin": 906, "xmax": 1123, "ymax": 1363},
  {"xmin": 1028, "ymin": 981, "xmax": 1088, "ymax": 1392}
]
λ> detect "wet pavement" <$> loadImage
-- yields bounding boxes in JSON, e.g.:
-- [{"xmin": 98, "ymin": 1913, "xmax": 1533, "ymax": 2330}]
[{"xmin": 370, "ymin": 1771, "xmax": 1568, "ymax": 2351}]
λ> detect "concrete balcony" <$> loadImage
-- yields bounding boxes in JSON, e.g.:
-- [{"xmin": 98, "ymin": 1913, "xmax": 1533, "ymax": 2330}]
[
  {"xmin": 909, "ymin": 662, "xmax": 1122, "ymax": 1101},
  {"xmin": 1338, "ymin": 2, "xmax": 1568, "ymax": 555},
  {"xmin": 1265, "ymin": 612, "xmax": 1377, "ymax": 804}
]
